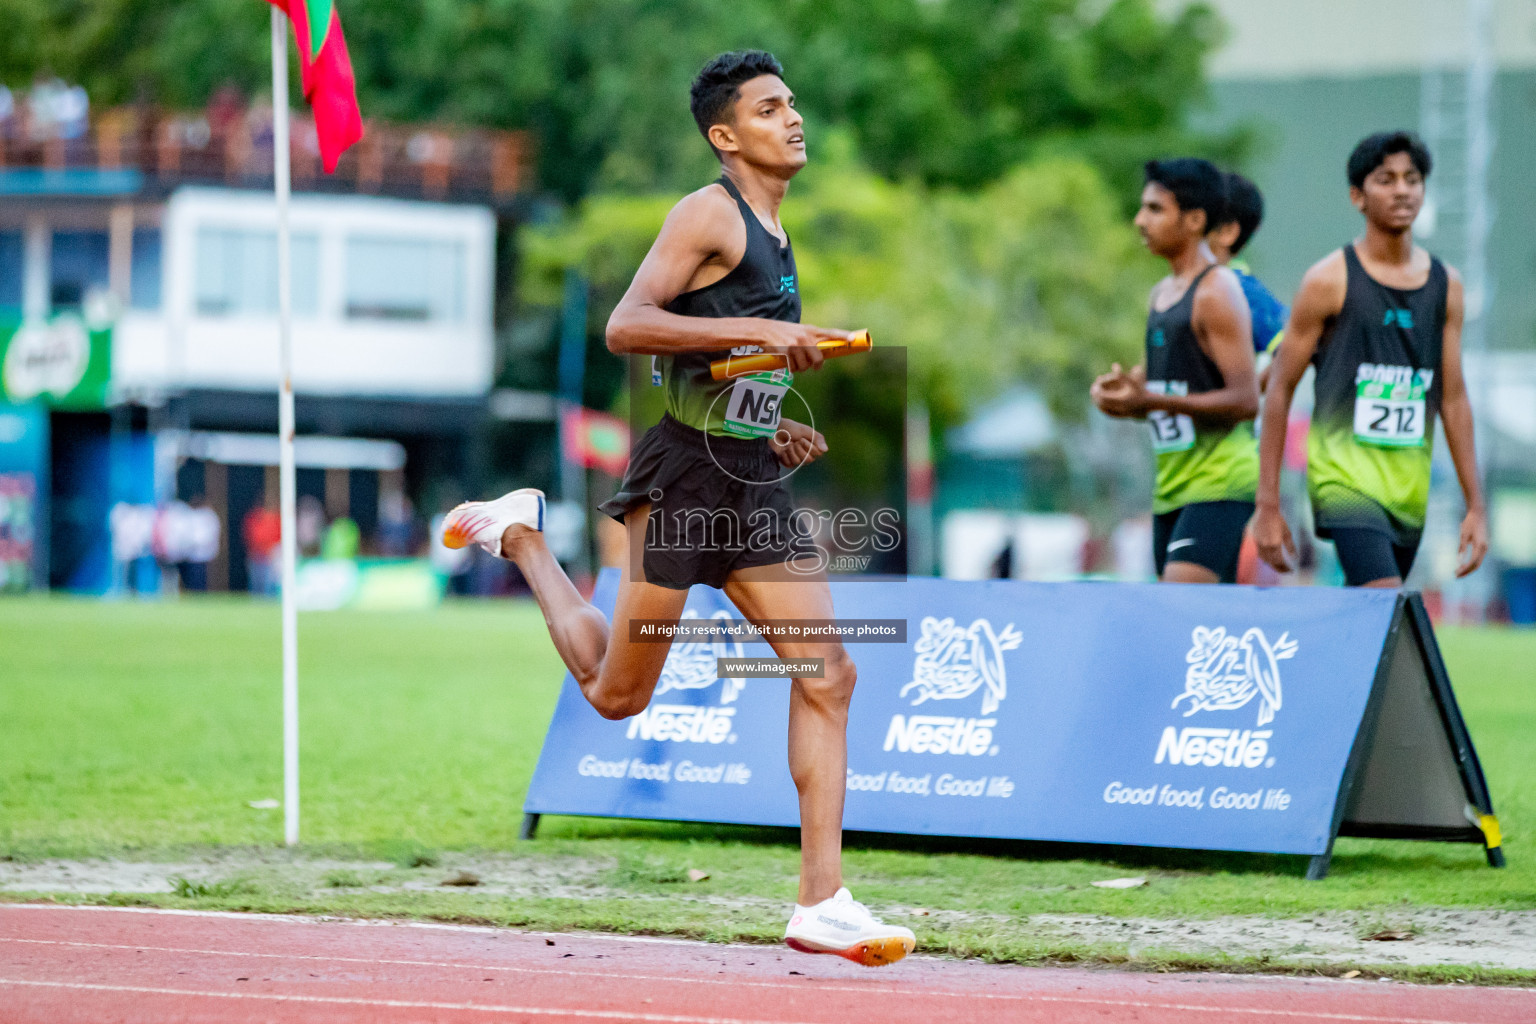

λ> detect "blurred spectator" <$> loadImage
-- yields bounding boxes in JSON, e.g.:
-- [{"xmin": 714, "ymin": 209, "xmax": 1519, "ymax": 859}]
[
  {"xmin": 297, "ymin": 494, "xmax": 325, "ymax": 556},
  {"xmin": 153, "ymin": 499, "xmax": 193, "ymax": 594},
  {"xmin": 181, "ymin": 496, "xmax": 221, "ymax": 591},
  {"xmin": 0, "ymin": 85, "xmax": 15, "ymax": 139},
  {"xmin": 243, "ymin": 502, "xmax": 281, "ymax": 596},
  {"xmin": 246, "ymin": 101, "xmax": 275, "ymax": 152},
  {"xmin": 206, "ymin": 83, "xmax": 244, "ymax": 136},
  {"xmin": 26, "ymin": 72, "xmax": 89, "ymax": 142},
  {"xmin": 377, "ymin": 491, "xmax": 415, "ymax": 556},
  {"xmin": 321, "ymin": 515, "xmax": 360, "ymax": 560},
  {"xmin": 109, "ymin": 501, "xmax": 157, "ymax": 595}
]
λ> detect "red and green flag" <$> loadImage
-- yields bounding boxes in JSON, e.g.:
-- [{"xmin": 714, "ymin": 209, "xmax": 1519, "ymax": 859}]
[
  {"xmin": 562, "ymin": 408, "xmax": 632, "ymax": 478},
  {"xmin": 268, "ymin": 0, "xmax": 363, "ymax": 172}
]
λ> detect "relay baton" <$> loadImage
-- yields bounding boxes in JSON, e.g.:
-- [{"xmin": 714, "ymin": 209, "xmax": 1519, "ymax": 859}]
[{"xmin": 709, "ymin": 330, "xmax": 872, "ymax": 381}]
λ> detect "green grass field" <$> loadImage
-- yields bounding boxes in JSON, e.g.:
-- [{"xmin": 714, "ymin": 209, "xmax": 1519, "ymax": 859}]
[{"xmin": 2, "ymin": 596, "xmax": 1533, "ymax": 976}]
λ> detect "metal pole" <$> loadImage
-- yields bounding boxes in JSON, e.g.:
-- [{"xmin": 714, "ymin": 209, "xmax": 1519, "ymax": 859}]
[
  {"xmin": 1464, "ymin": 0, "xmax": 1495, "ymax": 484},
  {"xmin": 272, "ymin": 8, "xmax": 301, "ymax": 847}
]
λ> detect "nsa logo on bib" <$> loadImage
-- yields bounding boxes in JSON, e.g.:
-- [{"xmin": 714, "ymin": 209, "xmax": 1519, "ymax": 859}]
[{"xmin": 885, "ymin": 616, "xmax": 1022, "ymax": 757}]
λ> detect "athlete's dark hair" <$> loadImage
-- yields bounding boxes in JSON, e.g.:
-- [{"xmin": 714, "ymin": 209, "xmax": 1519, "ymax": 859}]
[
  {"xmin": 1219, "ymin": 172, "xmax": 1265, "ymax": 256},
  {"xmin": 1347, "ymin": 131, "xmax": 1432, "ymax": 189},
  {"xmin": 1144, "ymin": 157, "xmax": 1225, "ymax": 233},
  {"xmin": 690, "ymin": 50, "xmax": 785, "ymax": 155}
]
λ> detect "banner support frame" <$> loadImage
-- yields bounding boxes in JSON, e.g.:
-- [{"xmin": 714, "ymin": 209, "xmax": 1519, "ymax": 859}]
[
  {"xmin": 1304, "ymin": 596, "xmax": 1407, "ymax": 880},
  {"xmin": 1403, "ymin": 593, "xmax": 1504, "ymax": 867}
]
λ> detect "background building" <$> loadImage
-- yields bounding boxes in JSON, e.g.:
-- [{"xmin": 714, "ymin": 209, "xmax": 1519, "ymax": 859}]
[{"xmin": 0, "ymin": 97, "xmax": 533, "ymax": 592}]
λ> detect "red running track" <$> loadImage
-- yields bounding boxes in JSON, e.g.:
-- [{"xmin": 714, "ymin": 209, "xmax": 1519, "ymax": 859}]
[{"xmin": 1, "ymin": 904, "xmax": 1532, "ymax": 1024}]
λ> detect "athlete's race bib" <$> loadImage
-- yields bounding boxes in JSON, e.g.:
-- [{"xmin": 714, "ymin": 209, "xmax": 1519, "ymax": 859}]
[
  {"xmin": 1146, "ymin": 380, "xmax": 1195, "ymax": 454},
  {"xmin": 1353, "ymin": 365, "xmax": 1430, "ymax": 448},
  {"xmin": 723, "ymin": 368, "xmax": 790, "ymax": 438}
]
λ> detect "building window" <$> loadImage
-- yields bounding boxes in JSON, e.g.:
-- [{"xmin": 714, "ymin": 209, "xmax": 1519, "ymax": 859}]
[
  {"xmin": 344, "ymin": 236, "xmax": 464, "ymax": 322},
  {"xmin": 130, "ymin": 228, "xmax": 162, "ymax": 311},
  {"xmin": 194, "ymin": 227, "xmax": 319, "ymax": 317},
  {"xmin": 0, "ymin": 232, "xmax": 20, "ymax": 314},
  {"xmin": 50, "ymin": 230, "xmax": 110, "ymax": 311}
]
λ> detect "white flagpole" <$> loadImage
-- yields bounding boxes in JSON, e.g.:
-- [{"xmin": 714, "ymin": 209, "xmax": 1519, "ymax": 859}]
[{"xmin": 271, "ymin": 8, "xmax": 301, "ymax": 847}]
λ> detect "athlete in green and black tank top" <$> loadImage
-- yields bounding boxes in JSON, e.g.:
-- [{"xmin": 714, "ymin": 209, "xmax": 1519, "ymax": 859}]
[
  {"xmin": 1093, "ymin": 157, "xmax": 1261, "ymax": 584},
  {"xmin": 1255, "ymin": 131, "xmax": 1487, "ymax": 587},
  {"xmin": 1307, "ymin": 244, "xmax": 1446, "ymax": 546},
  {"xmin": 657, "ymin": 174, "xmax": 801, "ymax": 438},
  {"xmin": 1144, "ymin": 264, "xmax": 1260, "ymax": 514}
]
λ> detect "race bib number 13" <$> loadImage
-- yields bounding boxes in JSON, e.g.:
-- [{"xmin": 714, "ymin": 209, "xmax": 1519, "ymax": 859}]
[
  {"xmin": 1354, "ymin": 375, "xmax": 1427, "ymax": 448},
  {"xmin": 1146, "ymin": 380, "xmax": 1195, "ymax": 454},
  {"xmin": 723, "ymin": 369, "xmax": 790, "ymax": 438}
]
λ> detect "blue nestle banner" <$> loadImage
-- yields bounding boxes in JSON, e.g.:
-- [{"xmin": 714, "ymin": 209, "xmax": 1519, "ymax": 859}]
[{"xmin": 524, "ymin": 571, "xmax": 1401, "ymax": 856}]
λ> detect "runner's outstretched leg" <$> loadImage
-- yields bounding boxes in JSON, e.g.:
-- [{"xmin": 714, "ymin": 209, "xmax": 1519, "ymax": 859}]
[{"xmin": 443, "ymin": 493, "xmax": 683, "ymax": 718}]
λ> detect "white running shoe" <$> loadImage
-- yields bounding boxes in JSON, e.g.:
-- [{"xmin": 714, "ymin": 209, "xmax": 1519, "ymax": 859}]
[
  {"xmin": 784, "ymin": 888, "xmax": 915, "ymax": 967},
  {"xmin": 441, "ymin": 488, "xmax": 545, "ymax": 558}
]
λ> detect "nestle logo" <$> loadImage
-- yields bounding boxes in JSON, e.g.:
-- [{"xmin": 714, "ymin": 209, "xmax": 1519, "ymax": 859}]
[
  {"xmin": 1155, "ymin": 726, "xmax": 1271, "ymax": 768},
  {"xmin": 883, "ymin": 715, "xmax": 997, "ymax": 756},
  {"xmin": 625, "ymin": 704, "xmax": 736, "ymax": 744}
]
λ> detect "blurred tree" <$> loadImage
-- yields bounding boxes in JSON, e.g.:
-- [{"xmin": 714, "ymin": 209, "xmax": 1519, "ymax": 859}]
[{"xmin": 0, "ymin": 0, "xmax": 1239, "ymax": 202}]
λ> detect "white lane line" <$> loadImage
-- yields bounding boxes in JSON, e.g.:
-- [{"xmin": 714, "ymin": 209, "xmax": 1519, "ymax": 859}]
[
  {"xmin": 0, "ymin": 939, "xmax": 1516, "ymax": 1024},
  {"xmin": 0, "ymin": 979, "xmax": 814, "ymax": 1024},
  {"xmin": 0, "ymin": 904, "xmax": 736, "ymax": 948},
  {"xmin": 1, "ymin": 937, "xmax": 900, "ymax": 998}
]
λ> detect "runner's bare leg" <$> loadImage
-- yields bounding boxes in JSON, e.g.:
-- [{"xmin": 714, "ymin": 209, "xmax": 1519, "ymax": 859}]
[
  {"xmin": 501, "ymin": 504, "xmax": 686, "ymax": 718},
  {"xmin": 725, "ymin": 565, "xmax": 852, "ymax": 905}
]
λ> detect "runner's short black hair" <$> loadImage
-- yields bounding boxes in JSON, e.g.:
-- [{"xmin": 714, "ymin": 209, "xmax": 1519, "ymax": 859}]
[
  {"xmin": 1144, "ymin": 157, "xmax": 1225, "ymax": 233},
  {"xmin": 1219, "ymin": 172, "xmax": 1265, "ymax": 256},
  {"xmin": 1347, "ymin": 131, "xmax": 1432, "ymax": 189},
  {"xmin": 691, "ymin": 51, "xmax": 785, "ymax": 154}
]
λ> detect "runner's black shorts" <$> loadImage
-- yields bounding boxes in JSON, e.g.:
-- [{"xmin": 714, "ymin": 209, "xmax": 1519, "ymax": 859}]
[
  {"xmin": 1329, "ymin": 528, "xmax": 1419, "ymax": 586},
  {"xmin": 597, "ymin": 414, "xmax": 818, "ymax": 590},
  {"xmin": 1152, "ymin": 500, "xmax": 1254, "ymax": 583},
  {"xmin": 1314, "ymin": 495, "xmax": 1422, "ymax": 586}
]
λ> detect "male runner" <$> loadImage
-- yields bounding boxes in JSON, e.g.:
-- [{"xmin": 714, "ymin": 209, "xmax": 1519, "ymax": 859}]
[
  {"xmin": 1207, "ymin": 171, "xmax": 1287, "ymax": 585},
  {"xmin": 1208, "ymin": 172, "xmax": 1287, "ymax": 357},
  {"xmin": 1253, "ymin": 131, "xmax": 1488, "ymax": 587},
  {"xmin": 441, "ymin": 51, "xmax": 915, "ymax": 966},
  {"xmin": 1092, "ymin": 157, "xmax": 1259, "ymax": 583}
]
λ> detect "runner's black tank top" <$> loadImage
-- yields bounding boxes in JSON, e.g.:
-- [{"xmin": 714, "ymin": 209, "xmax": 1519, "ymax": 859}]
[
  {"xmin": 1143, "ymin": 264, "xmax": 1258, "ymax": 512},
  {"xmin": 1306, "ymin": 244, "xmax": 1448, "ymax": 541},
  {"xmin": 656, "ymin": 176, "xmax": 800, "ymax": 436},
  {"xmin": 1146, "ymin": 265, "xmax": 1221, "ymax": 394}
]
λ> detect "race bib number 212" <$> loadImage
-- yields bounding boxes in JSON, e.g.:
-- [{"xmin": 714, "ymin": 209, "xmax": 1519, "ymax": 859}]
[{"xmin": 1353, "ymin": 368, "xmax": 1429, "ymax": 448}]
